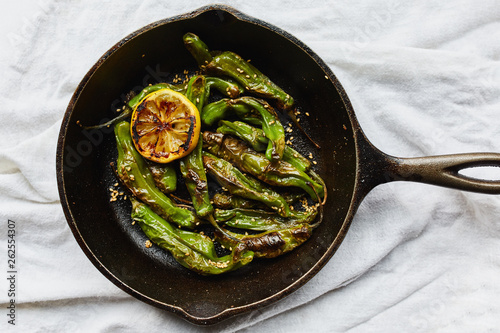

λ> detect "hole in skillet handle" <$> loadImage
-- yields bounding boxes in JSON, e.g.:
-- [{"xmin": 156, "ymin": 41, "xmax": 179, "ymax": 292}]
[{"xmin": 459, "ymin": 166, "xmax": 500, "ymax": 182}]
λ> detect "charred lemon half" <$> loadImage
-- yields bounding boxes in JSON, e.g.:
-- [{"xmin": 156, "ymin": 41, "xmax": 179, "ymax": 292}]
[{"xmin": 130, "ymin": 88, "xmax": 200, "ymax": 163}]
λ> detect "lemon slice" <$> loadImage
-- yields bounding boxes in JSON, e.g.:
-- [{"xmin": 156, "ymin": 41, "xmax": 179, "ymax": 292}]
[{"xmin": 130, "ymin": 88, "xmax": 201, "ymax": 163}]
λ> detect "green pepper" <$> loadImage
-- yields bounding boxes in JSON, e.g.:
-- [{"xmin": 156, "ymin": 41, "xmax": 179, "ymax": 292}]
[
  {"xmin": 180, "ymin": 76, "xmax": 214, "ymax": 217},
  {"xmin": 131, "ymin": 198, "xmax": 254, "ymax": 275},
  {"xmin": 114, "ymin": 121, "xmax": 201, "ymax": 229},
  {"xmin": 203, "ymin": 132, "xmax": 324, "ymax": 200},
  {"xmin": 179, "ymin": 136, "xmax": 213, "ymax": 217},
  {"xmin": 185, "ymin": 75, "xmax": 209, "ymax": 110},
  {"xmin": 206, "ymin": 76, "xmax": 244, "ymax": 99},
  {"xmin": 212, "ymin": 191, "xmax": 305, "ymax": 210},
  {"xmin": 201, "ymin": 98, "xmax": 263, "ymax": 127},
  {"xmin": 215, "ymin": 208, "xmax": 317, "ymax": 231},
  {"xmin": 215, "ymin": 223, "xmax": 312, "ymax": 259},
  {"xmin": 183, "ymin": 32, "xmax": 213, "ymax": 67},
  {"xmin": 212, "ymin": 193, "xmax": 263, "ymax": 210},
  {"xmin": 217, "ymin": 120, "xmax": 311, "ymax": 172},
  {"xmin": 202, "ymin": 151, "xmax": 292, "ymax": 217},
  {"xmin": 183, "ymin": 33, "xmax": 294, "ymax": 111},
  {"xmin": 234, "ymin": 97, "xmax": 285, "ymax": 161},
  {"xmin": 128, "ymin": 83, "xmax": 186, "ymax": 110},
  {"xmin": 83, "ymin": 83, "xmax": 185, "ymax": 130},
  {"xmin": 201, "ymin": 96, "xmax": 285, "ymax": 161},
  {"xmin": 147, "ymin": 162, "xmax": 177, "ymax": 193}
]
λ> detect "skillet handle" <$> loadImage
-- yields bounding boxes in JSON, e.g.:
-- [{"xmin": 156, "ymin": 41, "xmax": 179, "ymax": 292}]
[
  {"xmin": 357, "ymin": 133, "xmax": 500, "ymax": 195},
  {"xmin": 391, "ymin": 153, "xmax": 500, "ymax": 194},
  {"xmin": 363, "ymin": 150, "xmax": 500, "ymax": 195}
]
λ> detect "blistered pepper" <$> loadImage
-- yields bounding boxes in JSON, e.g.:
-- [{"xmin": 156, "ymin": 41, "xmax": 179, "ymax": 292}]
[
  {"xmin": 83, "ymin": 83, "xmax": 185, "ymax": 130},
  {"xmin": 114, "ymin": 121, "xmax": 201, "ymax": 229},
  {"xmin": 215, "ymin": 208, "xmax": 318, "ymax": 232},
  {"xmin": 206, "ymin": 76, "xmax": 244, "ymax": 99},
  {"xmin": 180, "ymin": 75, "xmax": 213, "ymax": 217},
  {"xmin": 131, "ymin": 198, "xmax": 254, "ymax": 275},
  {"xmin": 217, "ymin": 120, "xmax": 311, "ymax": 172},
  {"xmin": 215, "ymin": 224, "xmax": 312, "ymax": 259},
  {"xmin": 183, "ymin": 33, "xmax": 294, "ymax": 111},
  {"xmin": 202, "ymin": 151, "xmax": 292, "ymax": 217},
  {"xmin": 203, "ymin": 132, "xmax": 324, "ymax": 200},
  {"xmin": 201, "ymin": 96, "xmax": 285, "ymax": 161},
  {"xmin": 212, "ymin": 192, "xmax": 305, "ymax": 210},
  {"xmin": 201, "ymin": 98, "xmax": 263, "ymax": 127},
  {"xmin": 147, "ymin": 162, "xmax": 177, "ymax": 193}
]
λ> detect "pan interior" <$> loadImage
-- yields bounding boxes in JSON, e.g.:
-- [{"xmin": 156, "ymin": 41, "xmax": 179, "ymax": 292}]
[{"xmin": 59, "ymin": 8, "xmax": 357, "ymax": 321}]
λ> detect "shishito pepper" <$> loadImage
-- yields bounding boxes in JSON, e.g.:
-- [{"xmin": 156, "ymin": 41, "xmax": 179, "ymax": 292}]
[
  {"xmin": 203, "ymin": 132, "xmax": 325, "ymax": 200},
  {"xmin": 215, "ymin": 208, "xmax": 318, "ymax": 232},
  {"xmin": 217, "ymin": 120, "xmax": 311, "ymax": 172},
  {"xmin": 83, "ymin": 83, "xmax": 184, "ymax": 130},
  {"xmin": 206, "ymin": 76, "xmax": 244, "ymax": 99},
  {"xmin": 183, "ymin": 32, "xmax": 294, "ymax": 111},
  {"xmin": 180, "ymin": 75, "xmax": 214, "ymax": 217},
  {"xmin": 202, "ymin": 151, "xmax": 293, "ymax": 217},
  {"xmin": 201, "ymin": 98, "xmax": 263, "ymax": 127},
  {"xmin": 147, "ymin": 162, "xmax": 177, "ymax": 194},
  {"xmin": 131, "ymin": 198, "xmax": 254, "ymax": 275},
  {"xmin": 201, "ymin": 96, "xmax": 285, "ymax": 161},
  {"xmin": 215, "ymin": 223, "xmax": 312, "ymax": 259},
  {"xmin": 235, "ymin": 97, "xmax": 285, "ymax": 161},
  {"xmin": 127, "ymin": 83, "xmax": 186, "ymax": 110},
  {"xmin": 114, "ymin": 121, "xmax": 201, "ymax": 229},
  {"xmin": 212, "ymin": 191, "xmax": 304, "ymax": 210}
]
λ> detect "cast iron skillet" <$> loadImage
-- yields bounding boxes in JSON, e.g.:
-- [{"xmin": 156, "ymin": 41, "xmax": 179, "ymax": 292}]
[{"xmin": 56, "ymin": 5, "xmax": 500, "ymax": 325}]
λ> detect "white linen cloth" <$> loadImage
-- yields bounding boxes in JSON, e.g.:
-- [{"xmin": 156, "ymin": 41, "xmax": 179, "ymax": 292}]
[{"xmin": 1, "ymin": 0, "xmax": 500, "ymax": 332}]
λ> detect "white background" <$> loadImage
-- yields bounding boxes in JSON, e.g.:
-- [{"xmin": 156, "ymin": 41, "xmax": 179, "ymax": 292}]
[{"xmin": 1, "ymin": 1, "xmax": 500, "ymax": 332}]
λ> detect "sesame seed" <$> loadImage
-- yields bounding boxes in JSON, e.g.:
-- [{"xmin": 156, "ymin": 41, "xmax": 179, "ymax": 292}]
[
  {"xmin": 145, "ymin": 240, "xmax": 152, "ymax": 248},
  {"xmin": 305, "ymin": 112, "xmax": 310, "ymax": 116},
  {"xmin": 129, "ymin": 175, "xmax": 135, "ymax": 181}
]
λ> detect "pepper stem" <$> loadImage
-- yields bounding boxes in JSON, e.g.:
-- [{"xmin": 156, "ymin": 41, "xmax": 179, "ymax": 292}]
[{"xmin": 207, "ymin": 214, "xmax": 243, "ymax": 243}]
